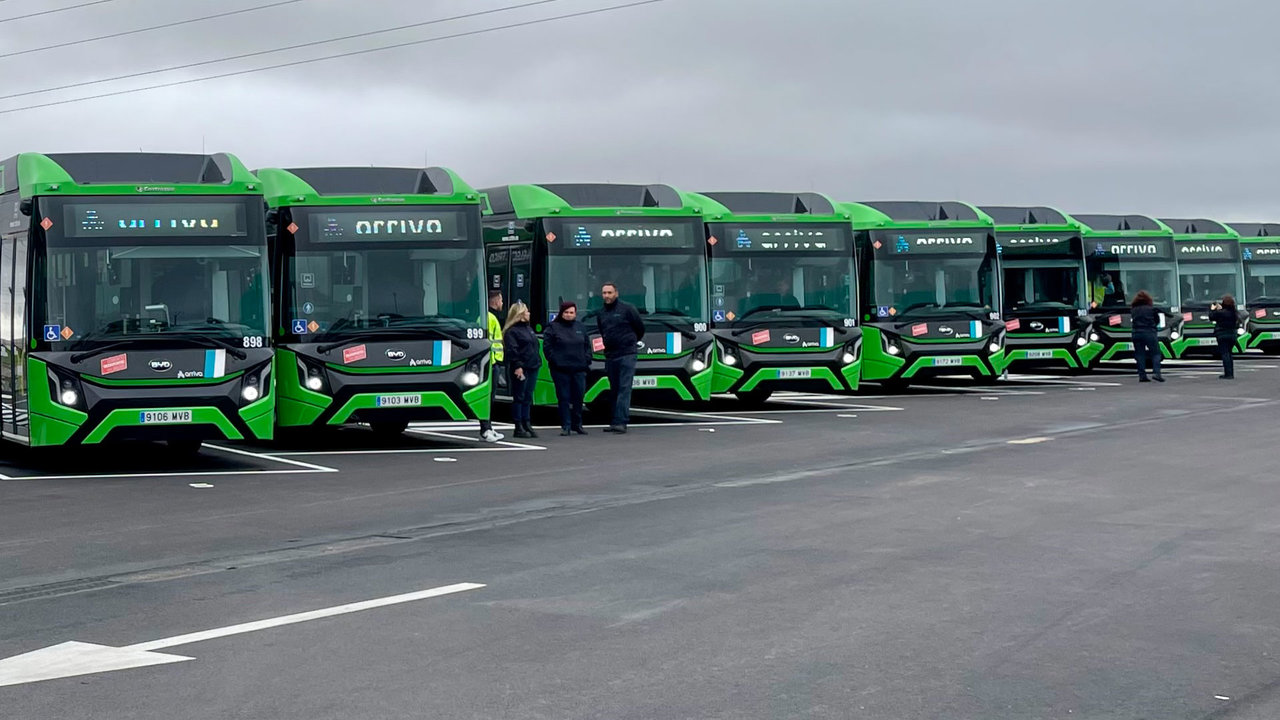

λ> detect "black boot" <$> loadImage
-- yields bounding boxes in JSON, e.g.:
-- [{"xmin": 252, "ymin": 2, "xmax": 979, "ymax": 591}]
[
  {"xmin": 513, "ymin": 423, "xmax": 530, "ymax": 439},
  {"xmin": 523, "ymin": 421, "xmax": 538, "ymax": 439},
  {"xmin": 572, "ymin": 425, "xmax": 588, "ymax": 435}
]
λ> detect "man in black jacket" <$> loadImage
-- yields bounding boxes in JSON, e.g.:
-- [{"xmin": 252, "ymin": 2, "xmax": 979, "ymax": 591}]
[{"xmin": 597, "ymin": 282, "xmax": 645, "ymax": 433}]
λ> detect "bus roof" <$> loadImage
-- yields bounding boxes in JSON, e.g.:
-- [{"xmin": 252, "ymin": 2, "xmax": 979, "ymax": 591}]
[
  {"xmin": 480, "ymin": 183, "xmax": 698, "ymax": 219},
  {"xmin": 1161, "ymin": 218, "xmax": 1238, "ymax": 238},
  {"xmin": 256, "ymin": 166, "xmax": 479, "ymax": 207},
  {"xmin": 685, "ymin": 191, "xmax": 850, "ymax": 222},
  {"xmin": 1227, "ymin": 222, "xmax": 1280, "ymax": 239},
  {"xmin": 1071, "ymin": 213, "xmax": 1173, "ymax": 237},
  {"xmin": 840, "ymin": 200, "xmax": 995, "ymax": 229},
  {"xmin": 979, "ymin": 205, "xmax": 1081, "ymax": 233},
  {"xmin": 0, "ymin": 152, "xmax": 259, "ymax": 199}
]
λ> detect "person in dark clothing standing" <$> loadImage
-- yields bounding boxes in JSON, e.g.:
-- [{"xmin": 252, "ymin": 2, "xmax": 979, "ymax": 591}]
[
  {"xmin": 543, "ymin": 300, "xmax": 591, "ymax": 436},
  {"xmin": 503, "ymin": 301, "xmax": 541, "ymax": 439},
  {"xmin": 1130, "ymin": 290, "xmax": 1164, "ymax": 383},
  {"xmin": 1209, "ymin": 294, "xmax": 1240, "ymax": 379},
  {"xmin": 596, "ymin": 282, "xmax": 645, "ymax": 434}
]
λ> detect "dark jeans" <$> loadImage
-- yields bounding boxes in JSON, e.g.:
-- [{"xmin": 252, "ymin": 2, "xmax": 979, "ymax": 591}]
[
  {"xmin": 1217, "ymin": 333, "xmax": 1236, "ymax": 377},
  {"xmin": 510, "ymin": 370, "xmax": 535, "ymax": 424},
  {"xmin": 1133, "ymin": 331, "xmax": 1162, "ymax": 379},
  {"xmin": 605, "ymin": 353, "xmax": 638, "ymax": 427},
  {"xmin": 551, "ymin": 369, "xmax": 586, "ymax": 430}
]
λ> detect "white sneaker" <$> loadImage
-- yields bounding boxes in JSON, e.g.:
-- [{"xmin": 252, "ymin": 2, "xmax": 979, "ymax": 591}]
[{"xmin": 481, "ymin": 429, "xmax": 503, "ymax": 443}]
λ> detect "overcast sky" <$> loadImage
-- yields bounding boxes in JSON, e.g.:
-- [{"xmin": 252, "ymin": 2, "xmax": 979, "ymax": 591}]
[{"xmin": 1, "ymin": 0, "xmax": 1276, "ymax": 220}]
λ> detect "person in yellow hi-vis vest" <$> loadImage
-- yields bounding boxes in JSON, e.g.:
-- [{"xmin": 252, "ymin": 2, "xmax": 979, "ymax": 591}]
[
  {"xmin": 1090, "ymin": 272, "xmax": 1116, "ymax": 309},
  {"xmin": 478, "ymin": 290, "xmax": 506, "ymax": 443}
]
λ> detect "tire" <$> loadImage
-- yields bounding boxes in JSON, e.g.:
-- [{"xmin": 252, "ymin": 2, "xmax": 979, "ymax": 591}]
[{"xmin": 733, "ymin": 388, "xmax": 774, "ymax": 406}]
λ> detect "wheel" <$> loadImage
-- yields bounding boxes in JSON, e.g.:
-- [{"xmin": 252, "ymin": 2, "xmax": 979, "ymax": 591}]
[
  {"xmin": 165, "ymin": 439, "xmax": 203, "ymax": 457},
  {"xmin": 733, "ymin": 388, "xmax": 774, "ymax": 406},
  {"xmin": 370, "ymin": 421, "xmax": 409, "ymax": 438}
]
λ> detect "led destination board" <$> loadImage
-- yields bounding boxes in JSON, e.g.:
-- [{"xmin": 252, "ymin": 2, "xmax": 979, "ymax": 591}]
[{"xmin": 63, "ymin": 202, "xmax": 246, "ymax": 238}]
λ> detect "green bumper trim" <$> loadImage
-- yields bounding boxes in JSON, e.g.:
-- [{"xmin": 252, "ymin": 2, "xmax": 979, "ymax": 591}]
[
  {"xmin": 238, "ymin": 394, "xmax": 275, "ymax": 440},
  {"xmin": 464, "ymin": 380, "xmax": 492, "ymax": 421},
  {"xmin": 901, "ymin": 354, "xmax": 994, "ymax": 379},
  {"xmin": 328, "ymin": 391, "xmax": 469, "ymax": 424},
  {"xmin": 583, "ymin": 374, "xmax": 696, "ymax": 402},
  {"xmin": 83, "ymin": 407, "xmax": 243, "ymax": 444},
  {"xmin": 710, "ymin": 359, "xmax": 744, "ymax": 394},
  {"xmin": 1098, "ymin": 341, "xmax": 1134, "ymax": 362},
  {"xmin": 1002, "ymin": 348, "xmax": 1080, "ymax": 369},
  {"xmin": 1247, "ymin": 330, "xmax": 1280, "ymax": 348},
  {"xmin": 738, "ymin": 366, "xmax": 845, "ymax": 393},
  {"xmin": 1076, "ymin": 341, "xmax": 1105, "ymax": 368}
]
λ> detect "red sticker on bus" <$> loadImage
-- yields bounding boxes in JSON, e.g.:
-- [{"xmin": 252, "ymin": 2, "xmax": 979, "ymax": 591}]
[
  {"xmin": 751, "ymin": 329, "xmax": 771, "ymax": 345},
  {"xmin": 911, "ymin": 323, "xmax": 928, "ymax": 337},
  {"xmin": 1182, "ymin": 312, "xmax": 1193, "ymax": 322},
  {"xmin": 100, "ymin": 354, "xmax": 128, "ymax": 375},
  {"xmin": 592, "ymin": 337, "xmax": 605, "ymax": 353},
  {"xmin": 1257, "ymin": 308, "xmax": 1267, "ymax": 318},
  {"xmin": 1108, "ymin": 315, "xmax": 1121, "ymax": 326},
  {"xmin": 342, "ymin": 344, "xmax": 367, "ymax": 364},
  {"xmin": 1004, "ymin": 318, "xmax": 1020, "ymax": 331}
]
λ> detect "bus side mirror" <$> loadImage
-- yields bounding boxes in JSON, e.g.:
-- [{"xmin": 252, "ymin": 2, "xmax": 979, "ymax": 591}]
[{"xmin": 19, "ymin": 199, "xmax": 32, "ymax": 216}]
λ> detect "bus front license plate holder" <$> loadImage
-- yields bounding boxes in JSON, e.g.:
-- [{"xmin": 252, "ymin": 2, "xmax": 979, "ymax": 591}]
[
  {"xmin": 140, "ymin": 410, "xmax": 193, "ymax": 424},
  {"xmin": 778, "ymin": 368, "xmax": 812, "ymax": 379},
  {"xmin": 632, "ymin": 376, "xmax": 659, "ymax": 389},
  {"xmin": 1197, "ymin": 338, "xmax": 1218, "ymax": 346},
  {"xmin": 932, "ymin": 357, "xmax": 963, "ymax": 367},
  {"xmin": 375, "ymin": 394, "xmax": 423, "ymax": 408},
  {"xmin": 1025, "ymin": 350, "xmax": 1054, "ymax": 359}
]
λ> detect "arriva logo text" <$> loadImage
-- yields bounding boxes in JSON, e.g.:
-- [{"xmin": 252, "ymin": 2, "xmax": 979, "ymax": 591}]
[
  {"xmin": 916, "ymin": 236, "xmax": 974, "ymax": 246},
  {"xmin": 1179, "ymin": 244, "xmax": 1225, "ymax": 254},
  {"xmin": 356, "ymin": 219, "xmax": 443, "ymax": 235},
  {"xmin": 1110, "ymin": 243, "xmax": 1158, "ymax": 254},
  {"xmin": 601, "ymin": 228, "xmax": 675, "ymax": 238}
]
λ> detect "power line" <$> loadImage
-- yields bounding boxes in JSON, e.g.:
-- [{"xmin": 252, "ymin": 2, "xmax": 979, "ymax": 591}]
[
  {"xmin": 0, "ymin": 0, "xmax": 115, "ymax": 23},
  {"xmin": 0, "ymin": 0, "xmax": 565, "ymax": 101},
  {"xmin": 0, "ymin": 0, "xmax": 670, "ymax": 116},
  {"xmin": 0, "ymin": 0, "xmax": 313, "ymax": 59}
]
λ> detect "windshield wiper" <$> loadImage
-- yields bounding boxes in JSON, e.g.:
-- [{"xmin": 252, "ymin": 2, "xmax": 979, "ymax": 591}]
[
  {"xmin": 316, "ymin": 327, "xmax": 471, "ymax": 355},
  {"xmin": 70, "ymin": 340, "xmax": 137, "ymax": 365},
  {"xmin": 159, "ymin": 331, "xmax": 249, "ymax": 360},
  {"xmin": 69, "ymin": 333, "xmax": 248, "ymax": 364},
  {"xmin": 641, "ymin": 315, "xmax": 697, "ymax": 340},
  {"xmin": 730, "ymin": 305, "xmax": 850, "ymax": 336}
]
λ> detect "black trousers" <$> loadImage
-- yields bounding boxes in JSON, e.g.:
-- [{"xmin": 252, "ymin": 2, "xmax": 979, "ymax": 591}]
[
  {"xmin": 1133, "ymin": 331, "xmax": 1162, "ymax": 379},
  {"xmin": 1216, "ymin": 334, "xmax": 1236, "ymax": 377}
]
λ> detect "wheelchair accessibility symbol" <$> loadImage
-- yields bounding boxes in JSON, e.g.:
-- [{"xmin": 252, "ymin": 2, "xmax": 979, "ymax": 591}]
[
  {"xmin": 43, "ymin": 325, "xmax": 61, "ymax": 341},
  {"xmin": 292, "ymin": 319, "xmax": 309, "ymax": 334}
]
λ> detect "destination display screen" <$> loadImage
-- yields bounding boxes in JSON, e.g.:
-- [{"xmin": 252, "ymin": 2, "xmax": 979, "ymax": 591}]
[
  {"xmin": 997, "ymin": 232, "xmax": 1078, "ymax": 255},
  {"xmin": 547, "ymin": 220, "xmax": 700, "ymax": 251},
  {"xmin": 872, "ymin": 230, "xmax": 990, "ymax": 255},
  {"xmin": 1086, "ymin": 238, "xmax": 1174, "ymax": 259},
  {"xmin": 1176, "ymin": 241, "xmax": 1239, "ymax": 261},
  {"xmin": 63, "ymin": 202, "xmax": 246, "ymax": 238},
  {"xmin": 711, "ymin": 223, "xmax": 850, "ymax": 253},
  {"xmin": 306, "ymin": 209, "xmax": 470, "ymax": 243},
  {"xmin": 1243, "ymin": 243, "xmax": 1280, "ymax": 261}
]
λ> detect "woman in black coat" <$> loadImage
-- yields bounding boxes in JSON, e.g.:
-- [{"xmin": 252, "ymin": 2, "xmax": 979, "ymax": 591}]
[
  {"xmin": 1130, "ymin": 290, "xmax": 1164, "ymax": 383},
  {"xmin": 503, "ymin": 302, "xmax": 541, "ymax": 438},
  {"xmin": 542, "ymin": 300, "xmax": 592, "ymax": 436},
  {"xmin": 1209, "ymin": 294, "xmax": 1239, "ymax": 379}
]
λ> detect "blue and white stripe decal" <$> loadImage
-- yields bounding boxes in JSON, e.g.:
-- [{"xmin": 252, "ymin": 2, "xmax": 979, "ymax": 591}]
[
  {"xmin": 820, "ymin": 327, "xmax": 835, "ymax": 347},
  {"xmin": 667, "ymin": 332, "xmax": 682, "ymax": 354},
  {"xmin": 432, "ymin": 341, "xmax": 453, "ymax": 366},
  {"xmin": 1057, "ymin": 316, "xmax": 1069, "ymax": 333},
  {"xmin": 203, "ymin": 349, "xmax": 226, "ymax": 378},
  {"xmin": 970, "ymin": 320, "xmax": 982, "ymax": 338}
]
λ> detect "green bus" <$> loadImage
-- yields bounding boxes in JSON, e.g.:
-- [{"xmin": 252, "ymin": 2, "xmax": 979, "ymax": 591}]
[
  {"xmin": 983, "ymin": 205, "xmax": 1102, "ymax": 371},
  {"xmin": 1073, "ymin": 214, "xmax": 1183, "ymax": 364},
  {"xmin": 845, "ymin": 201, "xmax": 1006, "ymax": 385},
  {"xmin": 1228, "ymin": 223, "xmax": 1280, "ymax": 354},
  {"xmin": 480, "ymin": 183, "xmax": 712, "ymax": 406},
  {"xmin": 257, "ymin": 166, "xmax": 490, "ymax": 437},
  {"xmin": 688, "ymin": 191, "xmax": 860, "ymax": 403},
  {"xmin": 0, "ymin": 152, "xmax": 273, "ymax": 451},
  {"xmin": 1161, "ymin": 218, "xmax": 1246, "ymax": 357}
]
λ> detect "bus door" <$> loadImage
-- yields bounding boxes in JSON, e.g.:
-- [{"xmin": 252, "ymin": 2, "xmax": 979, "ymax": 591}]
[
  {"xmin": 1, "ymin": 228, "xmax": 27, "ymax": 438},
  {"xmin": 486, "ymin": 243, "xmax": 533, "ymax": 311}
]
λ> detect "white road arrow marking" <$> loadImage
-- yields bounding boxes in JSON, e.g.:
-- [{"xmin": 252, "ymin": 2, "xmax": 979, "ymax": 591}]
[{"xmin": 0, "ymin": 582, "xmax": 484, "ymax": 688}]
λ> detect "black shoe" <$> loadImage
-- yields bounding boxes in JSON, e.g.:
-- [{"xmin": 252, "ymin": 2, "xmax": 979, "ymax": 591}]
[
  {"xmin": 1139, "ymin": 377, "xmax": 1151, "ymax": 383},
  {"xmin": 513, "ymin": 427, "xmax": 531, "ymax": 439},
  {"xmin": 572, "ymin": 426, "xmax": 588, "ymax": 435},
  {"xmin": 1221, "ymin": 374, "xmax": 1234, "ymax": 380},
  {"xmin": 608, "ymin": 425, "xmax": 627, "ymax": 434},
  {"xmin": 1153, "ymin": 376, "xmax": 1165, "ymax": 382},
  {"xmin": 602, "ymin": 426, "xmax": 617, "ymax": 433},
  {"xmin": 523, "ymin": 422, "xmax": 538, "ymax": 439},
  {"xmin": 560, "ymin": 428, "xmax": 571, "ymax": 436}
]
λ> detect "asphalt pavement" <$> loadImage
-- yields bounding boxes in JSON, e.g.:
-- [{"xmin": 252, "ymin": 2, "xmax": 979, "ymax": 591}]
[{"xmin": 2, "ymin": 358, "xmax": 1279, "ymax": 718}]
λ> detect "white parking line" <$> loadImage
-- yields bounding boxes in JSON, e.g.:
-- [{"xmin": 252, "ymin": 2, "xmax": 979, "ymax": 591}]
[{"xmin": 0, "ymin": 444, "xmax": 339, "ymax": 481}]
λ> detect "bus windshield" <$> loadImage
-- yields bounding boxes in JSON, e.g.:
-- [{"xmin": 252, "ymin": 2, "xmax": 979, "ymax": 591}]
[
  {"xmin": 286, "ymin": 206, "xmax": 484, "ymax": 339},
  {"xmin": 708, "ymin": 222, "xmax": 855, "ymax": 324},
  {"xmin": 1179, "ymin": 262, "xmax": 1242, "ymax": 309},
  {"xmin": 872, "ymin": 255, "xmax": 996, "ymax": 319},
  {"xmin": 1245, "ymin": 258, "xmax": 1280, "ymax": 307},
  {"xmin": 1002, "ymin": 260, "xmax": 1084, "ymax": 314},
  {"xmin": 40, "ymin": 197, "xmax": 268, "ymax": 347},
  {"xmin": 1085, "ymin": 258, "xmax": 1177, "ymax": 310},
  {"xmin": 544, "ymin": 218, "xmax": 707, "ymax": 322}
]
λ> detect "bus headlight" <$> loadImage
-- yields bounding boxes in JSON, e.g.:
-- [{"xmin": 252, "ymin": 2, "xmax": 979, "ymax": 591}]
[
  {"xmin": 461, "ymin": 370, "xmax": 481, "ymax": 387},
  {"xmin": 241, "ymin": 369, "xmax": 269, "ymax": 404},
  {"xmin": 1089, "ymin": 332, "xmax": 1100, "ymax": 342},
  {"xmin": 1076, "ymin": 337, "xmax": 1088, "ymax": 348},
  {"xmin": 298, "ymin": 357, "xmax": 328, "ymax": 394},
  {"xmin": 690, "ymin": 359, "xmax": 707, "ymax": 373},
  {"xmin": 887, "ymin": 344, "xmax": 901, "ymax": 356},
  {"xmin": 1237, "ymin": 327, "xmax": 1247, "ymax": 336},
  {"xmin": 242, "ymin": 384, "xmax": 261, "ymax": 402},
  {"xmin": 841, "ymin": 352, "xmax": 857, "ymax": 365},
  {"xmin": 987, "ymin": 341, "xmax": 1001, "ymax": 354},
  {"xmin": 306, "ymin": 374, "xmax": 324, "ymax": 391},
  {"xmin": 1170, "ymin": 331, "xmax": 1181, "ymax": 340},
  {"xmin": 60, "ymin": 388, "xmax": 79, "ymax": 406}
]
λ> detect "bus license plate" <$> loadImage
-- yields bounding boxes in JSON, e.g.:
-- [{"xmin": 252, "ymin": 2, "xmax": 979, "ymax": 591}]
[
  {"xmin": 632, "ymin": 376, "xmax": 659, "ymax": 389},
  {"xmin": 1196, "ymin": 338, "xmax": 1218, "ymax": 346},
  {"xmin": 932, "ymin": 357, "xmax": 963, "ymax": 367},
  {"xmin": 778, "ymin": 368, "xmax": 812, "ymax": 379},
  {"xmin": 140, "ymin": 410, "xmax": 192, "ymax": 424},
  {"xmin": 1025, "ymin": 350, "xmax": 1054, "ymax": 359},
  {"xmin": 375, "ymin": 394, "xmax": 422, "ymax": 407}
]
